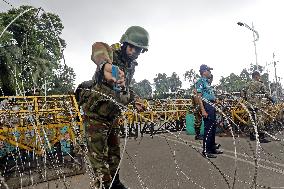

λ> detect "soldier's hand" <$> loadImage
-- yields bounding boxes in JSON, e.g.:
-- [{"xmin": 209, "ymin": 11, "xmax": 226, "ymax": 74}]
[
  {"xmin": 201, "ymin": 110, "xmax": 208, "ymax": 118},
  {"xmin": 103, "ymin": 63, "xmax": 126, "ymax": 88},
  {"xmin": 135, "ymin": 99, "xmax": 146, "ymax": 112}
]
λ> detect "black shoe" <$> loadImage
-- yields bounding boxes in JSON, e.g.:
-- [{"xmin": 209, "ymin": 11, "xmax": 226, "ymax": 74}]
[
  {"xmin": 111, "ymin": 174, "xmax": 128, "ymax": 189},
  {"xmin": 215, "ymin": 143, "xmax": 221, "ymax": 149},
  {"xmin": 111, "ymin": 182, "xmax": 128, "ymax": 189},
  {"xmin": 202, "ymin": 152, "xmax": 217, "ymax": 158},
  {"xmin": 259, "ymin": 138, "xmax": 271, "ymax": 143},
  {"xmin": 250, "ymin": 133, "xmax": 256, "ymax": 141},
  {"xmin": 211, "ymin": 149, "xmax": 223, "ymax": 154},
  {"xmin": 195, "ymin": 135, "xmax": 203, "ymax": 140}
]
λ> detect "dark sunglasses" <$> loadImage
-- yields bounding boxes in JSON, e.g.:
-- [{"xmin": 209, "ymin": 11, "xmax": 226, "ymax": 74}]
[{"xmin": 128, "ymin": 43, "xmax": 146, "ymax": 53}]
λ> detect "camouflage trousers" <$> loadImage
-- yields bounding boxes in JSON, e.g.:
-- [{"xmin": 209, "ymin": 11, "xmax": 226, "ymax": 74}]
[
  {"xmin": 248, "ymin": 107, "xmax": 265, "ymax": 132},
  {"xmin": 193, "ymin": 108, "xmax": 202, "ymax": 135},
  {"xmin": 85, "ymin": 117, "xmax": 121, "ymax": 188}
]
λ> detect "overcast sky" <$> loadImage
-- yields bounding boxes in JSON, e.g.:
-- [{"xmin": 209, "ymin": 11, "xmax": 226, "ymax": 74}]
[{"xmin": 1, "ymin": 0, "xmax": 284, "ymax": 89}]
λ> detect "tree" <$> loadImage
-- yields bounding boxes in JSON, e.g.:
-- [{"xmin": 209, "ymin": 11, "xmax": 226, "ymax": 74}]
[
  {"xmin": 0, "ymin": 6, "xmax": 75, "ymax": 96},
  {"xmin": 184, "ymin": 69, "xmax": 199, "ymax": 84},
  {"xmin": 184, "ymin": 69, "xmax": 200, "ymax": 91},
  {"xmin": 0, "ymin": 45, "xmax": 22, "ymax": 95},
  {"xmin": 132, "ymin": 79, "xmax": 152, "ymax": 99},
  {"xmin": 217, "ymin": 64, "xmax": 270, "ymax": 93},
  {"xmin": 153, "ymin": 73, "xmax": 169, "ymax": 98},
  {"xmin": 168, "ymin": 72, "xmax": 182, "ymax": 92},
  {"xmin": 218, "ymin": 73, "xmax": 246, "ymax": 93},
  {"xmin": 248, "ymin": 63, "xmax": 264, "ymax": 73},
  {"xmin": 240, "ymin": 68, "xmax": 250, "ymax": 82},
  {"xmin": 49, "ymin": 64, "xmax": 76, "ymax": 94}
]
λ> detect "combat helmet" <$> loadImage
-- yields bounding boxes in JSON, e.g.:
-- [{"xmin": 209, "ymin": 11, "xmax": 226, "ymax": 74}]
[{"xmin": 120, "ymin": 26, "xmax": 149, "ymax": 51}]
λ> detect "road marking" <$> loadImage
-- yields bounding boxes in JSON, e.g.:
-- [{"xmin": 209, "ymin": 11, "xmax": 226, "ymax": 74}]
[
  {"xmin": 157, "ymin": 134, "xmax": 284, "ymax": 175},
  {"xmin": 159, "ymin": 133, "xmax": 284, "ymax": 169}
]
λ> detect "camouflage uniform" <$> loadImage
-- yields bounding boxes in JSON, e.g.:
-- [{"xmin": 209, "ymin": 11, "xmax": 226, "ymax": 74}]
[
  {"xmin": 81, "ymin": 43, "xmax": 136, "ymax": 188},
  {"xmin": 80, "ymin": 26, "xmax": 149, "ymax": 188},
  {"xmin": 245, "ymin": 79, "xmax": 271, "ymax": 138},
  {"xmin": 190, "ymin": 89, "xmax": 202, "ymax": 139}
]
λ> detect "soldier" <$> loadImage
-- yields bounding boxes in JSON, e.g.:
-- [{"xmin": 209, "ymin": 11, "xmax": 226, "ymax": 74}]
[
  {"xmin": 191, "ymin": 80, "xmax": 203, "ymax": 140},
  {"xmin": 196, "ymin": 65, "xmax": 223, "ymax": 158},
  {"xmin": 75, "ymin": 80, "xmax": 93, "ymax": 102},
  {"xmin": 81, "ymin": 26, "xmax": 149, "ymax": 189},
  {"xmin": 192, "ymin": 96, "xmax": 203, "ymax": 140},
  {"xmin": 245, "ymin": 71, "xmax": 273, "ymax": 143}
]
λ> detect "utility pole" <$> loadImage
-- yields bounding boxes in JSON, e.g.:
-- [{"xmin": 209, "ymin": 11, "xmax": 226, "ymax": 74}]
[
  {"xmin": 265, "ymin": 62, "xmax": 271, "ymax": 95},
  {"xmin": 272, "ymin": 53, "xmax": 279, "ymax": 99},
  {"xmin": 251, "ymin": 23, "xmax": 258, "ymax": 71},
  {"xmin": 237, "ymin": 22, "xmax": 259, "ymax": 71}
]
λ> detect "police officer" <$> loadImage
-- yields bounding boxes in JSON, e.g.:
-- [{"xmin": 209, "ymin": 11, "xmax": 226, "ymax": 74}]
[
  {"xmin": 195, "ymin": 65, "xmax": 223, "ymax": 158},
  {"xmin": 81, "ymin": 26, "xmax": 149, "ymax": 188},
  {"xmin": 194, "ymin": 73, "xmax": 213, "ymax": 140},
  {"xmin": 245, "ymin": 71, "xmax": 273, "ymax": 143}
]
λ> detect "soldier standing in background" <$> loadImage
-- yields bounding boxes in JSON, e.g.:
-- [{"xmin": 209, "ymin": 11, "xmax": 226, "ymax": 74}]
[{"xmin": 245, "ymin": 71, "xmax": 273, "ymax": 143}]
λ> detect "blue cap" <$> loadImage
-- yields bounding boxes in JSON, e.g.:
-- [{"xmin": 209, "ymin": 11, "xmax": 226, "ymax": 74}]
[{"xmin": 199, "ymin": 64, "xmax": 213, "ymax": 73}]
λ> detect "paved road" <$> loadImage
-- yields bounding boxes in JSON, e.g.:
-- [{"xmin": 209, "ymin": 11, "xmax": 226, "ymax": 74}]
[{"xmin": 19, "ymin": 131, "xmax": 284, "ymax": 189}]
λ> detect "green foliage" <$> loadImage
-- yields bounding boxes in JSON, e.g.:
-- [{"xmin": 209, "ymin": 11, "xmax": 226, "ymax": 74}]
[
  {"xmin": 153, "ymin": 73, "xmax": 169, "ymax": 97},
  {"xmin": 217, "ymin": 64, "xmax": 270, "ymax": 93},
  {"xmin": 184, "ymin": 69, "xmax": 200, "ymax": 84},
  {"xmin": 153, "ymin": 72, "xmax": 182, "ymax": 98},
  {"xmin": 0, "ymin": 5, "xmax": 75, "ymax": 95},
  {"xmin": 218, "ymin": 73, "xmax": 247, "ymax": 93},
  {"xmin": 132, "ymin": 79, "xmax": 152, "ymax": 99},
  {"xmin": 168, "ymin": 72, "xmax": 182, "ymax": 92},
  {"xmin": 184, "ymin": 68, "xmax": 200, "ymax": 92}
]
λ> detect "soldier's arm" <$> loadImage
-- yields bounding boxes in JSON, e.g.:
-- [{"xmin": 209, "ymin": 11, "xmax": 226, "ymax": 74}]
[
  {"xmin": 127, "ymin": 86, "xmax": 147, "ymax": 111},
  {"xmin": 245, "ymin": 82, "xmax": 253, "ymax": 100},
  {"xmin": 91, "ymin": 42, "xmax": 113, "ymax": 66},
  {"xmin": 261, "ymin": 83, "xmax": 270, "ymax": 97},
  {"xmin": 261, "ymin": 83, "xmax": 274, "ymax": 102},
  {"xmin": 91, "ymin": 42, "xmax": 125, "ymax": 86}
]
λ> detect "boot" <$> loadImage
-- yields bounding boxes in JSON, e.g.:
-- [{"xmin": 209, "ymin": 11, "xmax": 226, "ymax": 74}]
[
  {"xmin": 110, "ymin": 174, "xmax": 127, "ymax": 189},
  {"xmin": 259, "ymin": 133, "xmax": 271, "ymax": 143},
  {"xmin": 250, "ymin": 132, "xmax": 256, "ymax": 141},
  {"xmin": 202, "ymin": 152, "xmax": 217, "ymax": 158},
  {"xmin": 215, "ymin": 143, "xmax": 221, "ymax": 149},
  {"xmin": 195, "ymin": 135, "xmax": 203, "ymax": 140},
  {"xmin": 195, "ymin": 130, "xmax": 203, "ymax": 140}
]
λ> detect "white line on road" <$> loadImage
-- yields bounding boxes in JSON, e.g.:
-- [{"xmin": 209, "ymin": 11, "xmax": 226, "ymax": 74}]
[{"xmin": 157, "ymin": 134, "xmax": 284, "ymax": 175}]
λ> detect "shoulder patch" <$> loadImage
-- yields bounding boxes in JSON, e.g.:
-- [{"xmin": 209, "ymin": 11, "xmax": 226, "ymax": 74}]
[{"xmin": 111, "ymin": 43, "xmax": 121, "ymax": 51}]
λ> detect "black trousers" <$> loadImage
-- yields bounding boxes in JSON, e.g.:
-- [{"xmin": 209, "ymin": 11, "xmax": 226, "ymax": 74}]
[{"xmin": 202, "ymin": 102, "xmax": 216, "ymax": 153}]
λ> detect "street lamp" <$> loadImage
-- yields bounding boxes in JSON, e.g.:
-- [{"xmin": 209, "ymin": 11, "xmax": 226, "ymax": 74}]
[{"xmin": 237, "ymin": 22, "xmax": 259, "ymax": 71}]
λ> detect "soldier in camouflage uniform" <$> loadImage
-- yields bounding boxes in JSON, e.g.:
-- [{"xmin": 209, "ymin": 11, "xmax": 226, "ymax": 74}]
[
  {"xmin": 80, "ymin": 26, "xmax": 149, "ymax": 189},
  {"xmin": 191, "ymin": 85, "xmax": 203, "ymax": 140},
  {"xmin": 245, "ymin": 71, "xmax": 273, "ymax": 143}
]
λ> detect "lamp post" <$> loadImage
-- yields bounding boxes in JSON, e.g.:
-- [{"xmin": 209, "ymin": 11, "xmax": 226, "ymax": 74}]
[{"xmin": 237, "ymin": 22, "xmax": 259, "ymax": 71}]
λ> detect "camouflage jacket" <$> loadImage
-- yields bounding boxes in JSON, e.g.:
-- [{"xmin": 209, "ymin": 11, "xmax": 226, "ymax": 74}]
[
  {"xmin": 91, "ymin": 42, "xmax": 138, "ymax": 104},
  {"xmin": 78, "ymin": 42, "xmax": 139, "ymax": 121},
  {"xmin": 245, "ymin": 80, "xmax": 271, "ymax": 105}
]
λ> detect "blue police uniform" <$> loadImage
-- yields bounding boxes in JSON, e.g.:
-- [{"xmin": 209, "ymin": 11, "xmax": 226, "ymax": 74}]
[{"xmin": 195, "ymin": 76, "xmax": 217, "ymax": 154}]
